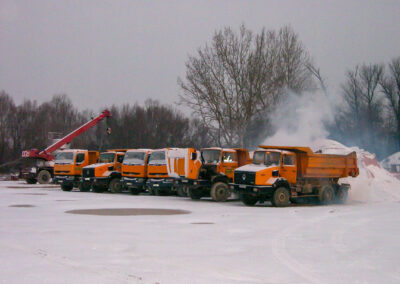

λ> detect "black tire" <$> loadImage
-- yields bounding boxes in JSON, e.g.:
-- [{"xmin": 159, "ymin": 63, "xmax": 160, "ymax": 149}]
[
  {"xmin": 61, "ymin": 184, "xmax": 73, "ymax": 191},
  {"xmin": 154, "ymin": 187, "xmax": 161, "ymax": 196},
  {"xmin": 335, "ymin": 188, "xmax": 348, "ymax": 204},
  {"xmin": 319, "ymin": 184, "xmax": 335, "ymax": 205},
  {"xmin": 37, "ymin": 170, "xmax": 52, "ymax": 184},
  {"xmin": 272, "ymin": 187, "xmax": 290, "ymax": 207},
  {"xmin": 92, "ymin": 184, "xmax": 105, "ymax": 193},
  {"xmin": 177, "ymin": 186, "xmax": 187, "ymax": 197},
  {"xmin": 109, "ymin": 178, "xmax": 121, "ymax": 193},
  {"xmin": 242, "ymin": 194, "xmax": 258, "ymax": 206},
  {"xmin": 26, "ymin": 178, "xmax": 37, "ymax": 184},
  {"xmin": 188, "ymin": 187, "xmax": 202, "ymax": 200},
  {"xmin": 210, "ymin": 182, "xmax": 229, "ymax": 202},
  {"xmin": 79, "ymin": 183, "xmax": 91, "ymax": 192}
]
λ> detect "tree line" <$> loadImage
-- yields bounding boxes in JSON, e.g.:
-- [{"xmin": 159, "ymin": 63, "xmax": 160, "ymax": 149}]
[{"xmin": 0, "ymin": 93, "xmax": 213, "ymax": 169}]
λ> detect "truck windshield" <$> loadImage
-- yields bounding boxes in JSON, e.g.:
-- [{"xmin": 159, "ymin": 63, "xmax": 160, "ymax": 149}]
[
  {"xmin": 201, "ymin": 150, "xmax": 221, "ymax": 164},
  {"xmin": 99, "ymin": 153, "xmax": 115, "ymax": 163},
  {"xmin": 253, "ymin": 151, "xmax": 281, "ymax": 167},
  {"xmin": 148, "ymin": 151, "xmax": 166, "ymax": 165},
  {"xmin": 54, "ymin": 152, "xmax": 75, "ymax": 164},
  {"xmin": 123, "ymin": 152, "xmax": 145, "ymax": 165}
]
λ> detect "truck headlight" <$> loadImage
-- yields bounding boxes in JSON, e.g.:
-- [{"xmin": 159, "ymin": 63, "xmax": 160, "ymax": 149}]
[{"xmin": 30, "ymin": 167, "xmax": 37, "ymax": 173}]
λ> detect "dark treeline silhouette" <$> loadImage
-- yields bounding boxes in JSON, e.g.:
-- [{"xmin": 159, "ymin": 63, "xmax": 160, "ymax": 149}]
[
  {"xmin": 329, "ymin": 57, "xmax": 400, "ymax": 159},
  {"xmin": 0, "ymin": 92, "xmax": 213, "ymax": 170}
]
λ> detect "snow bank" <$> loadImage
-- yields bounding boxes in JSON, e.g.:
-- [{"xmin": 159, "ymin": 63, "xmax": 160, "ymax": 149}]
[{"xmin": 311, "ymin": 139, "xmax": 400, "ymax": 203}]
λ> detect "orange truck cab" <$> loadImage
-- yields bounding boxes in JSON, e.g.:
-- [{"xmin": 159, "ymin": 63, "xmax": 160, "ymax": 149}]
[
  {"xmin": 145, "ymin": 148, "xmax": 198, "ymax": 196},
  {"xmin": 81, "ymin": 149, "xmax": 127, "ymax": 193},
  {"xmin": 53, "ymin": 149, "xmax": 99, "ymax": 191},
  {"xmin": 231, "ymin": 146, "xmax": 359, "ymax": 207},
  {"xmin": 183, "ymin": 147, "xmax": 251, "ymax": 201},
  {"xmin": 120, "ymin": 149, "xmax": 151, "ymax": 194}
]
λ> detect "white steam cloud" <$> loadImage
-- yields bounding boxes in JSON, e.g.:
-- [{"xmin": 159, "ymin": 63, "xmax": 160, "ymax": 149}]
[{"xmin": 262, "ymin": 90, "xmax": 335, "ymax": 146}]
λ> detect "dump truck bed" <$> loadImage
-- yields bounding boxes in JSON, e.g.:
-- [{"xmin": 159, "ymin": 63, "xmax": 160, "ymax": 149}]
[{"xmin": 259, "ymin": 146, "xmax": 359, "ymax": 179}]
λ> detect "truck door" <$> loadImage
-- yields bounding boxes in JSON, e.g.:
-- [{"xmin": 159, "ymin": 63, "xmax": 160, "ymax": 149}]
[
  {"xmin": 221, "ymin": 151, "xmax": 238, "ymax": 180},
  {"xmin": 116, "ymin": 154, "xmax": 124, "ymax": 172},
  {"xmin": 281, "ymin": 154, "xmax": 297, "ymax": 184}
]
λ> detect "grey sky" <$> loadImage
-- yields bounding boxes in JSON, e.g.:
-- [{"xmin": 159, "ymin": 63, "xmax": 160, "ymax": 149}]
[{"xmin": 1, "ymin": 0, "xmax": 400, "ymax": 112}]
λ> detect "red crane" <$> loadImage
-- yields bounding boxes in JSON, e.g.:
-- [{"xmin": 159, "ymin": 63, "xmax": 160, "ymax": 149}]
[{"xmin": 21, "ymin": 110, "xmax": 111, "ymax": 184}]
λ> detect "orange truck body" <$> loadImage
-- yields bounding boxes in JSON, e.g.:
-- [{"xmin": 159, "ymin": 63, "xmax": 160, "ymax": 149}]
[
  {"xmin": 146, "ymin": 148, "xmax": 199, "ymax": 196},
  {"xmin": 53, "ymin": 149, "xmax": 99, "ymax": 191},
  {"xmin": 183, "ymin": 148, "xmax": 252, "ymax": 201},
  {"xmin": 81, "ymin": 149, "xmax": 128, "ymax": 193},
  {"xmin": 232, "ymin": 146, "xmax": 359, "ymax": 206},
  {"xmin": 120, "ymin": 149, "xmax": 152, "ymax": 194}
]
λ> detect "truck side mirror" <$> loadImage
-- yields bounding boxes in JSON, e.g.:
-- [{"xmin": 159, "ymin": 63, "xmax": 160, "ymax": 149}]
[{"xmin": 190, "ymin": 152, "xmax": 197, "ymax": 160}]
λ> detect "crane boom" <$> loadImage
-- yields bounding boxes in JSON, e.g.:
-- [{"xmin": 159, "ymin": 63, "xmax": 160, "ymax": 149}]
[{"xmin": 21, "ymin": 110, "xmax": 111, "ymax": 161}]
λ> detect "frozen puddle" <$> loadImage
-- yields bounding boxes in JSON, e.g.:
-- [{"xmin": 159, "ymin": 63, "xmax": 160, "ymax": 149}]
[{"xmin": 65, "ymin": 208, "xmax": 191, "ymax": 216}]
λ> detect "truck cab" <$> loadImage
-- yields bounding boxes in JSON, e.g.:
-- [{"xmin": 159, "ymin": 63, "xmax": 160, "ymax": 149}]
[
  {"xmin": 145, "ymin": 149, "xmax": 170, "ymax": 195},
  {"xmin": 81, "ymin": 149, "xmax": 127, "ymax": 193},
  {"xmin": 232, "ymin": 146, "xmax": 359, "ymax": 207},
  {"xmin": 54, "ymin": 149, "xmax": 99, "ymax": 191},
  {"xmin": 120, "ymin": 149, "xmax": 151, "ymax": 194},
  {"xmin": 184, "ymin": 148, "xmax": 251, "ymax": 202}
]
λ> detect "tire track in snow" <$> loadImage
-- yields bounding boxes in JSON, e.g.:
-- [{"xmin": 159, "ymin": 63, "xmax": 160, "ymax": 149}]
[
  {"xmin": 0, "ymin": 240, "xmax": 143, "ymax": 283},
  {"xmin": 271, "ymin": 209, "xmax": 346, "ymax": 284}
]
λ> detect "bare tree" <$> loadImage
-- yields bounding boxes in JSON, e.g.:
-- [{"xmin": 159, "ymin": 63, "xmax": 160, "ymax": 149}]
[
  {"xmin": 178, "ymin": 24, "xmax": 313, "ymax": 147},
  {"xmin": 380, "ymin": 57, "xmax": 400, "ymax": 149}
]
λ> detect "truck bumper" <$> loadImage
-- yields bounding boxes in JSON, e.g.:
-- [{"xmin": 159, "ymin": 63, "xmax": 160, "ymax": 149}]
[
  {"xmin": 54, "ymin": 175, "xmax": 81, "ymax": 187},
  {"xmin": 146, "ymin": 178, "xmax": 175, "ymax": 192},
  {"xmin": 121, "ymin": 177, "xmax": 146, "ymax": 190},
  {"xmin": 230, "ymin": 183, "xmax": 275, "ymax": 197}
]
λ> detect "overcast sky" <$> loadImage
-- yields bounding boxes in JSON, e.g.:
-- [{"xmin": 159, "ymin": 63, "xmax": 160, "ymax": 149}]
[{"xmin": 1, "ymin": 0, "xmax": 400, "ymax": 112}]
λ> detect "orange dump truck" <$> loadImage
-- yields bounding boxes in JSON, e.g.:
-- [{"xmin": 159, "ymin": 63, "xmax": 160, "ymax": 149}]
[
  {"xmin": 183, "ymin": 148, "xmax": 251, "ymax": 201},
  {"xmin": 231, "ymin": 146, "xmax": 359, "ymax": 207},
  {"xmin": 53, "ymin": 149, "xmax": 99, "ymax": 191},
  {"xmin": 120, "ymin": 149, "xmax": 151, "ymax": 194}
]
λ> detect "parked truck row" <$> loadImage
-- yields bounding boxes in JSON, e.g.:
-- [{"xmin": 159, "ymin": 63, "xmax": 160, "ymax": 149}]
[{"xmin": 53, "ymin": 145, "xmax": 359, "ymax": 206}]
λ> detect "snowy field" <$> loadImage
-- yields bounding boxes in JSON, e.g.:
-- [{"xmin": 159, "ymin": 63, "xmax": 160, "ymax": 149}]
[{"xmin": 1, "ymin": 181, "xmax": 400, "ymax": 284}]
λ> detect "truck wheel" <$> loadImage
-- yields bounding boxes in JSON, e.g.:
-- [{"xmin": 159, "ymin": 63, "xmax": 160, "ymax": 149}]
[
  {"xmin": 177, "ymin": 186, "xmax": 187, "ymax": 197},
  {"xmin": 37, "ymin": 170, "xmax": 52, "ymax": 184},
  {"xmin": 272, "ymin": 187, "xmax": 290, "ymax": 207},
  {"xmin": 92, "ymin": 184, "xmax": 105, "ymax": 193},
  {"xmin": 26, "ymin": 178, "xmax": 37, "ymax": 184},
  {"xmin": 242, "ymin": 194, "xmax": 258, "ymax": 206},
  {"xmin": 210, "ymin": 182, "xmax": 229, "ymax": 202},
  {"xmin": 319, "ymin": 184, "xmax": 335, "ymax": 205},
  {"xmin": 188, "ymin": 188, "xmax": 202, "ymax": 200},
  {"xmin": 335, "ymin": 188, "xmax": 348, "ymax": 204},
  {"xmin": 109, "ymin": 178, "xmax": 121, "ymax": 193},
  {"xmin": 154, "ymin": 187, "xmax": 161, "ymax": 196},
  {"xmin": 61, "ymin": 184, "xmax": 73, "ymax": 191},
  {"xmin": 79, "ymin": 183, "xmax": 91, "ymax": 192}
]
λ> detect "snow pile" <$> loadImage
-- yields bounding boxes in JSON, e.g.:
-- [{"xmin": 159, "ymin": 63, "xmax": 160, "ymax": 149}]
[{"xmin": 312, "ymin": 139, "xmax": 400, "ymax": 203}]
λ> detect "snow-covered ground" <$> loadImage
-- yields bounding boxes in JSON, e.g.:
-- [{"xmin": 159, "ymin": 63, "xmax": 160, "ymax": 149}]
[{"xmin": 1, "ymin": 180, "xmax": 400, "ymax": 284}]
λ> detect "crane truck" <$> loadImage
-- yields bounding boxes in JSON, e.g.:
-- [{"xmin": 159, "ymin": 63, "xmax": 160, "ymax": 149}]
[
  {"xmin": 21, "ymin": 110, "xmax": 111, "ymax": 184},
  {"xmin": 230, "ymin": 146, "xmax": 359, "ymax": 207}
]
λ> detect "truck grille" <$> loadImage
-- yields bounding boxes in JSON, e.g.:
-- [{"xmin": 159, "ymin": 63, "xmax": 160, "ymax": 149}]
[
  {"xmin": 82, "ymin": 168, "xmax": 95, "ymax": 177},
  {"xmin": 234, "ymin": 171, "xmax": 255, "ymax": 185}
]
